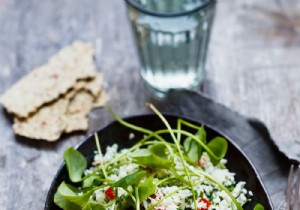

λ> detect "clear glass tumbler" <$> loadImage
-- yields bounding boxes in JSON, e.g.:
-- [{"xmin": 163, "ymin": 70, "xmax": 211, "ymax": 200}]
[{"xmin": 125, "ymin": 0, "xmax": 216, "ymax": 96}]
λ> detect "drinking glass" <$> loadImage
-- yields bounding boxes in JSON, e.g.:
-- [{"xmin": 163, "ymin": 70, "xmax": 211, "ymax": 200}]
[{"xmin": 125, "ymin": 0, "xmax": 216, "ymax": 96}]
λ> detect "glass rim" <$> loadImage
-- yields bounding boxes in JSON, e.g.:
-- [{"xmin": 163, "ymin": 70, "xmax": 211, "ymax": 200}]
[{"xmin": 124, "ymin": 0, "xmax": 216, "ymax": 17}]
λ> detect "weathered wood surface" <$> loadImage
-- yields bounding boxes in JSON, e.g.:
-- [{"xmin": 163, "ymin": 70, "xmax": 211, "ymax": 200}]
[
  {"xmin": 206, "ymin": 0, "xmax": 300, "ymax": 161},
  {"xmin": 0, "ymin": 0, "xmax": 299, "ymax": 209}
]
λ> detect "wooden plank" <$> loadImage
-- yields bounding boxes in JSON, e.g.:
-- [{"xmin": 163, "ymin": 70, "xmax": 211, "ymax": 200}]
[{"xmin": 206, "ymin": 0, "xmax": 300, "ymax": 161}]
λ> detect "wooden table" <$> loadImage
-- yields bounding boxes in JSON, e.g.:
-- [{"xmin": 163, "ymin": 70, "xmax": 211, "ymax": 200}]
[{"xmin": 1, "ymin": 0, "xmax": 299, "ymax": 209}]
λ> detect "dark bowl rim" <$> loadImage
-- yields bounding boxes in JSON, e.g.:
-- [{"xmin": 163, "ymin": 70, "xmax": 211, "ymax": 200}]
[
  {"xmin": 124, "ymin": 0, "xmax": 216, "ymax": 18},
  {"xmin": 45, "ymin": 113, "xmax": 274, "ymax": 209}
]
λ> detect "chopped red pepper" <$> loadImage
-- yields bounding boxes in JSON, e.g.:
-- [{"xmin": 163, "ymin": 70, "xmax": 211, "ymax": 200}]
[
  {"xmin": 198, "ymin": 198, "xmax": 211, "ymax": 210},
  {"xmin": 104, "ymin": 187, "xmax": 115, "ymax": 200},
  {"xmin": 151, "ymin": 193, "xmax": 157, "ymax": 199}
]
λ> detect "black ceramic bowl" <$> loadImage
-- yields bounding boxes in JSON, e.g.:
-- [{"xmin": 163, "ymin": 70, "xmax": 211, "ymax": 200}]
[{"xmin": 45, "ymin": 114, "xmax": 273, "ymax": 210}]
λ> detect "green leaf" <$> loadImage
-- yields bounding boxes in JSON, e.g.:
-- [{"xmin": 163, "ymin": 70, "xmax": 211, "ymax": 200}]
[
  {"xmin": 58, "ymin": 182, "xmax": 93, "ymax": 207},
  {"xmin": 196, "ymin": 125, "xmax": 207, "ymax": 143},
  {"xmin": 54, "ymin": 190, "xmax": 81, "ymax": 210},
  {"xmin": 83, "ymin": 202, "xmax": 106, "ymax": 210},
  {"xmin": 130, "ymin": 148, "xmax": 172, "ymax": 169},
  {"xmin": 138, "ymin": 177, "xmax": 156, "ymax": 201},
  {"xmin": 206, "ymin": 137, "xmax": 228, "ymax": 165},
  {"xmin": 149, "ymin": 143, "xmax": 168, "ymax": 159},
  {"xmin": 184, "ymin": 126, "xmax": 206, "ymax": 163},
  {"xmin": 253, "ymin": 203, "xmax": 265, "ymax": 210},
  {"xmin": 64, "ymin": 147, "xmax": 87, "ymax": 182},
  {"xmin": 184, "ymin": 138, "xmax": 201, "ymax": 163},
  {"xmin": 82, "ymin": 175, "xmax": 101, "ymax": 188},
  {"xmin": 113, "ymin": 171, "xmax": 147, "ymax": 189}
]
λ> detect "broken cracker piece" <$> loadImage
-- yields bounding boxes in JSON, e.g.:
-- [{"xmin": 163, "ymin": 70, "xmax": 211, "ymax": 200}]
[
  {"xmin": 12, "ymin": 81, "xmax": 107, "ymax": 140},
  {"xmin": 13, "ymin": 97, "xmax": 69, "ymax": 141},
  {"xmin": 64, "ymin": 90, "xmax": 94, "ymax": 133},
  {"xmin": 0, "ymin": 41, "xmax": 97, "ymax": 118},
  {"xmin": 64, "ymin": 114, "xmax": 88, "ymax": 133},
  {"xmin": 93, "ymin": 90, "xmax": 109, "ymax": 108},
  {"xmin": 72, "ymin": 73, "xmax": 103, "ymax": 97},
  {"xmin": 1, "ymin": 41, "xmax": 108, "ymax": 141},
  {"xmin": 67, "ymin": 90, "xmax": 94, "ymax": 115},
  {"xmin": 83, "ymin": 73, "xmax": 103, "ymax": 97},
  {"xmin": 64, "ymin": 88, "xmax": 108, "ymax": 134}
]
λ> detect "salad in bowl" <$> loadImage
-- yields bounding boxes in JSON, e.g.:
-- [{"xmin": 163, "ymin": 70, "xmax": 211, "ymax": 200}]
[{"xmin": 46, "ymin": 105, "xmax": 270, "ymax": 210}]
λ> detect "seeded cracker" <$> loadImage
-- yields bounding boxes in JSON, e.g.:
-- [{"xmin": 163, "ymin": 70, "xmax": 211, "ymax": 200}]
[
  {"xmin": 63, "ymin": 73, "xmax": 104, "ymax": 134},
  {"xmin": 12, "ymin": 73, "xmax": 106, "ymax": 141},
  {"xmin": 0, "ymin": 41, "xmax": 96, "ymax": 118},
  {"xmin": 64, "ymin": 114, "xmax": 89, "ymax": 134},
  {"xmin": 64, "ymin": 88, "xmax": 107, "ymax": 133},
  {"xmin": 64, "ymin": 90, "xmax": 94, "ymax": 133},
  {"xmin": 1, "ymin": 41, "xmax": 108, "ymax": 141},
  {"xmin": 13, "ymin": 98, "xmax": 69, "ymax": 141},
  {"xmin": 72, "ymin": 73, "xmax": 103, "ymax": 97},
  {"xmin": 93, "ymin": 90, "xmax": 109, "ymax": 108},
  {"xmin": 67, "ymin": 90, "xmax": 94, "ymax": 116}
]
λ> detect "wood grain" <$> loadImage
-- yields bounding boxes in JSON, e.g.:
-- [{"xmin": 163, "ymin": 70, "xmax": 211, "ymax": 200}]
[
  {"xmin": 0, "ymin": 0, "xmax": 299, "ymax": 209},
  {"xmin": 206, "ymin": 0, "xmax": 300, "ymax": 161}
]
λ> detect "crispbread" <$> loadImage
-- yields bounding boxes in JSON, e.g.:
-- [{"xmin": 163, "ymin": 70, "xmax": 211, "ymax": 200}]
[
  {"xmin": 93, "ymin": 90, "xmax": 109, "ymax": 108},
  {"xmin": 64, "ymin": 114, "xmax": 89, "ymax": 133},
  {"xmin": 1, "ymin": 41, "xmax": 108, "ymax": 141},
  {"xmin": 64, "ymin": 87, "xmax": 108, "ymax": 134},
  {"xmin": 67, "ymin": 90, "xmax": 94, "ymax": 115},
  {"xmin": 72, "ymin": 73, "xmax": 103, "ymax": 97},
  {"xmin": 0, "ymin": 41, "xmax": 97, "ymax": 118},
  {"xmin": 13, "ymin": 97, "xmax": 69, "ymax": 141},
  {"xmin": 64, "ymin": 89, "xmax": 98, "ymax": 134}
]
